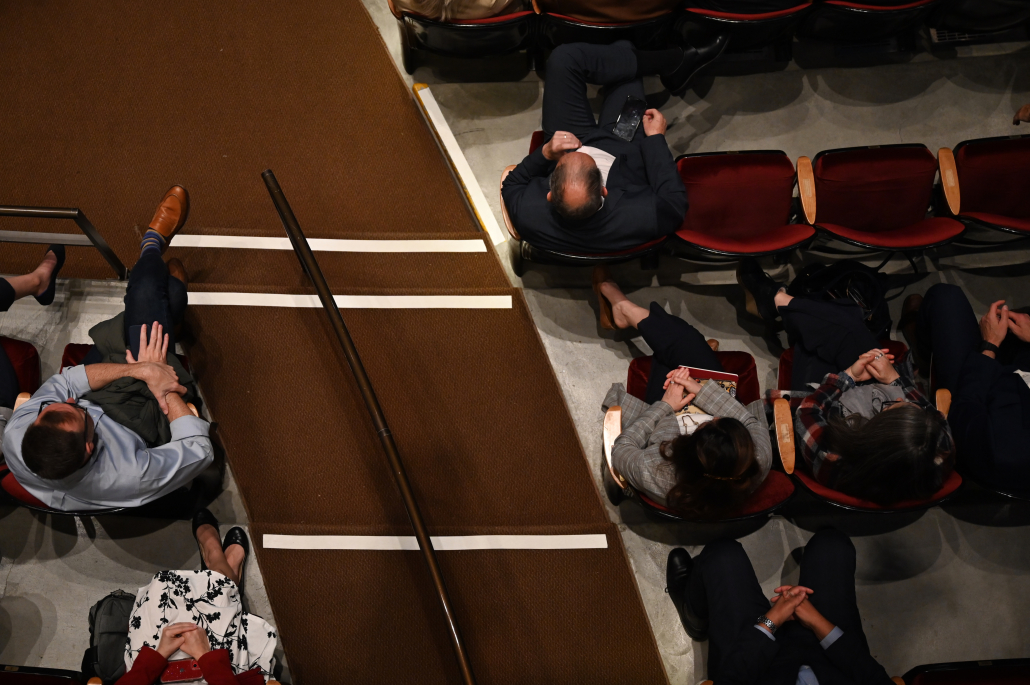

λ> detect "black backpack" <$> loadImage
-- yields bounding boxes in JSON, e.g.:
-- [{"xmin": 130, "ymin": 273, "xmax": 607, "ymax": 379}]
[
  {"xmin": 81, "ymin": 589, "xmax": 136, "ymax": 684},
  {"xmin": 786, "ymin": 260, "xmax": 893, "ymax": 341}
]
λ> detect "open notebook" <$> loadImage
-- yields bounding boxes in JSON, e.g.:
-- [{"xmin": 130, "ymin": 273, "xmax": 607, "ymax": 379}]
[{"xmin": 676, "ymin": 366, "xmax": 739, "ymax": 416}]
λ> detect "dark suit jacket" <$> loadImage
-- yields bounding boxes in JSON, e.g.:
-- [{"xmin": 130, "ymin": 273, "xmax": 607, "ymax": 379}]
[
  {"xmin": 501, "ymin": 129, "xmax": 687, "ymax": 254},
  {"xmin": 950, "ymin": 352, "xmax": 1030, "ymax": 493},
  {"xmin": 719, "ymin": 623, "xmax": 894, "ymax": 685}
]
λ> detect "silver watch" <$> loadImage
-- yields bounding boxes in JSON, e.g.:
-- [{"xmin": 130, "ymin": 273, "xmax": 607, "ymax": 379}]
[{"xmin": 756, "ymin": 616, "xmax": 777, "ymax": 633}]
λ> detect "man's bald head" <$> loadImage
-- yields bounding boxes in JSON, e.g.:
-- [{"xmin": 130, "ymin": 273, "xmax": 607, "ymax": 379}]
[{"xmin": 548, "ymin": 151, "xmax": 603, "ymax": 222}]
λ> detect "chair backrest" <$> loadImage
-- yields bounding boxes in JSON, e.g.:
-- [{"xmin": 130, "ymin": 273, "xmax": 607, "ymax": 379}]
[
  {"xmin": 534, "ymin": 0, "xmax": 679, "ymax": 23},
  {"xmin": 638, "ymin": 470, "xmax": 795, "ymax": 521},
  {"xmin": 812, "ymin": 144, "xmax": 938, "ymax": 232},
  {"xmin": 795, "ymin": 468, "xmax": 963, "ymax": 512},
  {"xmin": 954, "ymin": 134, "xmax": 1030, "ymax": 220},
  {"xmin": 0, "ymin": 337, "xmax": 41, "ymax": 394},
  {"xmin": 676, "ymin": 151, "xmax": 797, "ymax": 240},
  {"xmin": 627, "ymin": 352, "xmax": 761, "ymax": 405},
  {"xmin": 0, "ymin": 465, "xmax": 50, "ymax": 509}
]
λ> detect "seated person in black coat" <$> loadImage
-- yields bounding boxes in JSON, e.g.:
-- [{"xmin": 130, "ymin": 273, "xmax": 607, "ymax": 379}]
[
  {"xmin": 902, "ymin": 283, "xmax": 1030, "ymax": 495},
  {"xmin": 666, "ymin": 529, "xmax": 894, "ymax": 685},
  {"xmin": 501, "ymin": 40, "xmax": 725, "ymax": 254}
]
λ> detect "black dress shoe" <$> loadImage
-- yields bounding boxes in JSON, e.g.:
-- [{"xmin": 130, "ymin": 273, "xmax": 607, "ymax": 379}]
[
  {"xmin": 222, "ymin": 527, "xmax": 249, "ymax": 593},
  {"xmin": 191, "ymin": 508, "xmax": 219, "ymax": 571},
  {"xmin": 667, "ymin": 548, "xmax": 709, "ymax": 641},
  {"xmin": 34, "ymin": 244, "xmax": 65, "ymax": 306},
  {"xmin": 736, "ymin": 258, "xmax": 784, "ymax": 324},
  {"xmin": 661, "ymin": 34, "xmax": 730, "ymax": 96}
]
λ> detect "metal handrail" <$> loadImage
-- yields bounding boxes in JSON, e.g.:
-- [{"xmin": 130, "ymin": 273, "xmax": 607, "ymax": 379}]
[
  {"xmin": 260, "ymin": 169, "xmax": 477, "ymax": 685},
  {"xmin": 0, "ymin": 205, "xmax": 127, "ymax": 279}
]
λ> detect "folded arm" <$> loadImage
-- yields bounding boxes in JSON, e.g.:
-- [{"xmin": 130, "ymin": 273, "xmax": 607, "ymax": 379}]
[
  {"xmin": 795, "ymin": 372, "xmax": 854, "ymax": 485},
  {"xmin": 638, "ymin": 135, "xmax": 687, "ymax": 234},
  {"xmin": 137, "ymin": 416, "xmax": 214, "ymax": 500},
  {"xmin": 501, "ymin": 147, "xmax": 554, "ymax": 230}
]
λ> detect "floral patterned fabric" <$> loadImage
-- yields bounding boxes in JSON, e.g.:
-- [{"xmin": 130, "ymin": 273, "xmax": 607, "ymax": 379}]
[{"xmin": 125, "ymin": 570, "xmax": 277, "ymax": 680}]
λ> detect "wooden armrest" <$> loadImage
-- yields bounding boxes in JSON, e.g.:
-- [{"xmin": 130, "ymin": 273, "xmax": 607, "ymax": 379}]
[
  {"xmin": 797, "ymin": 156, "xmax": 816, "ymax": 225},
  {"xmin": 773, "ymin": 398, "xmax": 795, "ymax": 474},
  {"xmin": 532, "ymin": 0, "xmax": 542, "ymax": 13},
  {"xmin": 268, "ymin": 681, "xmax": 282, "ymax": 685},
  {"xmin": 14, "ymin": 392, "xmax": 30, "ymax": 410},
  {"xmin": 700, "ymin": 681, "xmax": 714, "ymax": 685},
  {"xmin": 187, "ymin": 402, "xmax": 199, "ymax": 417},
  {"xmin": 603, "ymin": 406, "xmax": 629, "ymax": 489},
  {"xmin": 500, "ymin": 165, "xmax": 520, "ymax": 240},
  {"xmin": 386, "ymin": 0, "xmax": 402, "ymax": 19},
  {"xmin": 892, "ymin": 678, "xmax": 905, "ymax": 685},
  {"xmin": 87, "ymin": 679, "xmax": 103, "ymax": 685},
  {"xmin": 706, "ymin": 338, "xmax": 719, "ymax": 352},
  {"xmin": 936, "ymin": 388, "xmax": 951, "ymax": 419},
  {"xmin": 938, "ymin": 147, "xmax": 961, "ymax": 216}
]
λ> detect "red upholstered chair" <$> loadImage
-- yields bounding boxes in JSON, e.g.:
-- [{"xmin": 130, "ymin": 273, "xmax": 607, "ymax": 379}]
[
  {"xmin": 386, "ymin": 0, "xmax": 536, "ymax": 74},
  {"xmin": 672, "ymin": 151, "xmax": 816, "ymax": 258},
  {"xmin": 603, "ymin": 349, "xmax": 796, "ymax": 522},
  {"xmin": 676, "ymin": 2, "xmax": 814, "ymax": 54},
  {"xmin": 949, "ymin": 134, "xmax": 1030, "ymax": 236},
  {"xmin": 533, "ymin": 0, "xmax": 678, "ymax": 59},
  {"xmin": 796, "ymin": 0, "xmax": 942, "ymax": 43},
  {"xmin": 499, "ymin": 131, "xmax": 670, "ymax": 275},
  {"xmin": 0, "ymin": 337, "xmax": 41, "ymax": 395},
  {"xmin": 796, "ymin": 144, "xmax": 964, "ymax": 252},
  {"xmin": 776, "ymin": 339, "xmax": 909, "ymax": 390},
  {"xmin": 902, "ymin": 657, "xmax": 1030, "ymax": 684}
]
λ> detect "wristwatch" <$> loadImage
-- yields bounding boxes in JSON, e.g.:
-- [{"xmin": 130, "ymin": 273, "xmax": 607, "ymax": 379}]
[
  {"xmin": 979, "ymin": 341, "xmax": 1001, "ymax": 354},
  {"xmin": 756, "ymin": 616, "xmax": 777, "ymax": 633}
]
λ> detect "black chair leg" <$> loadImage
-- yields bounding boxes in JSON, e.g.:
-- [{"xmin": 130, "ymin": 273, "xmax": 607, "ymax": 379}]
[{"xmin": 510, "ymin": 240, "xmax": 524, "ymax": 277}]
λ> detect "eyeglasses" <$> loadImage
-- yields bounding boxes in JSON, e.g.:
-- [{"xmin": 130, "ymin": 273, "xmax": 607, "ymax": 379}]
[{"xmin": 38, "ymin": 399, "xmax": 92, "ymax": 445}]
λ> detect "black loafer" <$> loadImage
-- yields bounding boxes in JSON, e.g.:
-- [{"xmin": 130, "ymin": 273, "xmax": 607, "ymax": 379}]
[
  {"xmin": 661, "ymin": 34, "xmax": 730, "ymax": 96},
  {"xmin": 191, "ymin": 508, "xmax": 219, "ymax": 571},
  {"xmin": 222, "ymin": 526, "xmax": 249, "ymax": 592},
  {"xmin": 736, "ymin": 258, "xmax": 784, "ymax": 324},
  {"xmin": 33, "ymin": 244, "xmax": 66, "ymax": 306},
  {"xmin": 667, "ymin": 548, "xmax": 709, "ymax": 641}
]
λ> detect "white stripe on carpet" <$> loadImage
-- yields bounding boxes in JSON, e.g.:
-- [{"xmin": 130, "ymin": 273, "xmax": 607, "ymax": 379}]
[
  {"xmin": 188, "ymin": 292, "xmax": 512, "ymax": 308},
  {"xmin": 173, "ymin": 235, "xmax": 487, "ymax": 252},
  {"xmin": 262, "ymin": 534, "xmax": 608, "ymax": 551}
]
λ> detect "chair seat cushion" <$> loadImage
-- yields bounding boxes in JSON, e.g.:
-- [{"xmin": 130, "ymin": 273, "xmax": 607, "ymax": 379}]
[
  {"xmin": 961, "ymin": 211, "xmax": 1030, "ymax": 234},
  {"xmin": 627, "ymin": 352, "xmax": 761, "ymax": 405},
  {"xmin": 817, "ymin": 217, "xmax": 963, "ymax": 249},
  {"xmin": 640, "ymin": 470, "xmax": 795, "ymax": 518},
  {"xmin": 0, "ymin": 467, "xmax": 48, "ymax": 508},
  {"xmin": 795, "ymin": 468, "xmax": 962, "ymax": 510},
  {"xmin": 0, "ymin": 337, "xmax": 41, "ymax": 394},
  {"xmin": 675, "ymin": 223, "xmax": 815, "ymax": 255}
]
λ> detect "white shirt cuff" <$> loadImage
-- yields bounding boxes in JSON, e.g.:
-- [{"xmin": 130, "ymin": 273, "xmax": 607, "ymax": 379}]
[
  {"xmin": 820, "ymin": 626, "xmax": 844, "ymax": 650},
  {"xmin": 169, "ymin": 414, "xmax": 211, "ymax": 440},
  {"xmin": 755, "ymin": 624, "xmax": 776, "ymax": 641},
  {"xmin": 65, "ymin": 365, "xmax": 92, "ymax": 397}
]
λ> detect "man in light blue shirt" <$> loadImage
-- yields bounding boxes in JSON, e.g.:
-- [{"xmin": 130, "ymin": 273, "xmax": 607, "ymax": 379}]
[{"xmin": 2, "ymin": 184, "xmax": 213, "ymax": 512}]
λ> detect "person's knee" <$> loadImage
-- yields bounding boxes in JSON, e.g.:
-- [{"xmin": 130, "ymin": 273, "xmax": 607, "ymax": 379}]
[
  {"xmin": 699, "ymin": 538, "xmax": 749, "ymax": 575},
  {"xmin": 804, "ymin": 528, "xmax": 855, "ymax": 565},
  {"xmin": 923, "ymin": 283, "xmax": 965, "ymax": 311},
  {"xmin": 547, "ymin": 44, "xmax": 583, "ymax": 73}
]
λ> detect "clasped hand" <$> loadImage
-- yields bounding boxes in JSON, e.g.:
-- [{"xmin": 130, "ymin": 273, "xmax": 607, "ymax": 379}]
[
  {"xmin": 542, "ymin": 131, "xmax": 582, "ymax": 161},
  {"xmin": 846, "ymin": 348, "xmax": 899, "ymax": 384},
  {"xmin": 125, "ymin": 322, "xmax": 186, "ymax": 414},
  {"xmin": 660, "ymin": 367, "xmax": 703, "ymax": 412},
  {"xmin": 156, "ymin": 622, "xmax": 211, "ymax": 659},
  {"xmin": 766, "ymin": 585, "xmax": 836, "ymax": 640}
]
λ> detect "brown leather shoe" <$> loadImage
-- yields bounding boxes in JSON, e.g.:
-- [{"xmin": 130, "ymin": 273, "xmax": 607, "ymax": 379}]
[
  {"xmin": 167, "ymin": 258, "xmax": 188, "ymax": 288},
  {"xmin": 592, "ymin": 266, "xmax": 616, "ymax": 330},
  {"xmin": 148, "ymin": 185, "xmax": 190, "ymax": 248}
]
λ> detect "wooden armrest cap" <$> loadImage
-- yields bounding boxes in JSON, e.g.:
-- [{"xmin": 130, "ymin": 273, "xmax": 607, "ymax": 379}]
[
  {"xmin": 773, "ymin": 398, "xmax": 795, "ymax": 475},
  {"xmin": 891, "ymin": 677, "xmax": 905, "ymax": 685},
  {"xmin": 87, "ymin": 679, "xmax": 104, "ymax": 685},
  {"xmin": 500, "ymin": 165, "xmax": 520, "ymax": 240},
  {"xmin": 14, "ymin": 392, "xmax": 30, "ymax": 410},
  {"xmin": 938, "ymin": 147, "xmax": 961, "ymax": 216},
  {"xmin": 797, "ymin": 156, "xmax": 816, "ymax": 225},
  {"xmin": 935, "ymin": 388, "xmax": 952, "ymax": 419},
  {"xmin": 187, "ymin": 402, "xmax": 199, "ymax": 417}
]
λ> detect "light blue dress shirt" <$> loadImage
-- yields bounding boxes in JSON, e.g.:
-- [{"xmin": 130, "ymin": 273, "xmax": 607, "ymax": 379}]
[
  {"xmin": 2, "ymin": 366, "xmax": 213, "ymax": 511},
  {"xmin": 755, "ymin": 624, "xmax": 845, "ymax": 685}
]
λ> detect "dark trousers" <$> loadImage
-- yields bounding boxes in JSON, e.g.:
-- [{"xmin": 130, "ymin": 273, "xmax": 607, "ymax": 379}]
[
  {"xmin": 917, "ymin": 283, "xmax": 1030, "ymax": 390},
  {"xmin": 0, "ymin": 344, "xmax": 18, "ymax": 408},
  {"xmin": 543, "ymin": 42, "xmax": 646, "ymax": 143},
  {"xmin": 689, "ymin": 530, "xmax": 869, "ymax": 683},
  {"xmin": 781, "ymin": 298, "xmax": 878, "ymax": 391},
  {"xmin": 123, "ymin": 251, "xmax": 188, "ymax": 358},
  {"xmin": 637, "ymin": 303, "xmax": 723, "ymax": 404}
]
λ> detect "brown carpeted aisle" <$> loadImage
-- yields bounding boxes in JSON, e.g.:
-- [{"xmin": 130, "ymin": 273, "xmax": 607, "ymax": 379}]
[{"xmin": 1, "ymin": 2, "xmax": 670, "ymax": 683}]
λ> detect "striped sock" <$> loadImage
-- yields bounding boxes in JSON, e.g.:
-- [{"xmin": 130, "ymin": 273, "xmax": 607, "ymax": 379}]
[{"xmin": 140, "ymin": 230, "xmax": 165, "ymax": 256}]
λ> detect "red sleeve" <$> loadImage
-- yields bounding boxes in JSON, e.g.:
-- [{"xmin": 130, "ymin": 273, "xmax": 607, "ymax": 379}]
[
  {"xmin": 197, "ymin": 649, "xmax": 242, "ymax": 685},
  {"xmin": 236, "ymin": 668, "xmax": 268, "ymax": 685},
  {"xmin": 115, "ymin": 646, "xmax": 167, "ymax": 685}
]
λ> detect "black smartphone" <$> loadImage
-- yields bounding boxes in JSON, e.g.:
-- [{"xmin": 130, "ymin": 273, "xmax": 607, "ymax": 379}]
[{"xmin": 612, "ymin": 96, "xmax": 647, "ymax": 142}]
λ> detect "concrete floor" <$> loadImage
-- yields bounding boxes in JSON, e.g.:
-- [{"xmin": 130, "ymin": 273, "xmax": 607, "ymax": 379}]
[
  {"xmin": 3, "ymin": 5, "xmax": 1030, "ymax": 684},
  {"xmin": 357, "ymin": 5, "xmax": 1030, "ymax": 683}
]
